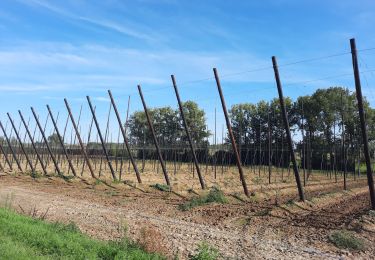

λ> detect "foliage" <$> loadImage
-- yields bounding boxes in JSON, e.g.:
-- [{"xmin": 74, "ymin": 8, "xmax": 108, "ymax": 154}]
[
  {"xmin": 128, "ymin": 101, "xmax": 210, "ymax": 146},
  {"xmin": 47, "ymin": 133, "xmax": 60, "ymax": 146},
  {"xmin": 329, "ymin": 230, "xmax": 365, "ymax": 250},
  {"xmin": 0, "ymin": 207, "xmax": 164, "ymax": 259},
  {"xmin": 150, "ymin": 183, "xmax": 171, "ymax": 192},
  {"xmin": 228, "ymin": 87, "xmax": 375, "ymax": 170},
  {"xmin": 190, "ymin": 242, "xmax": 219, "ymax": 260},
  {"xmin": 179, "ymin": 187, "xmax": 227, "ymax": 211}
]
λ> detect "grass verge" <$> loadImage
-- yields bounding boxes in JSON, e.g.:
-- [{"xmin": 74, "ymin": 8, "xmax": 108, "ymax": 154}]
[
  {"xmin": 179, "ymin": 187, "xmax": 227, "ymax": 211},
  {"xmin": 0, "ymin": 207, "xmax": 164, "ymax": 259}
]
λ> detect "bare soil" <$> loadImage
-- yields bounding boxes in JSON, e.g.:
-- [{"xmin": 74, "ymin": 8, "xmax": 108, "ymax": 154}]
[{"xmin": 0, "ymin": 172, "xmax": 374, "ymax": 259}]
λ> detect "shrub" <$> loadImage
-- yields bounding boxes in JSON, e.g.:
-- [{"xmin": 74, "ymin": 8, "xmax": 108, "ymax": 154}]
[{"xmin": 329, "ymin": 230, "xmax": 365, "ymax": 250}]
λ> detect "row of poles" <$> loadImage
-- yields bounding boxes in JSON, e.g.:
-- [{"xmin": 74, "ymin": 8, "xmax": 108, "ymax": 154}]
[{"xmin": 0, "ymin": 38, "xmax": 374, "ymax": 209}]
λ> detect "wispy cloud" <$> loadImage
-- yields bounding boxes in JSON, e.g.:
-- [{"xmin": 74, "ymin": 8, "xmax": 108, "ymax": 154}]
[
  {"xmin": 18, "ymin": 0, "xmax": 159, "ymax": 42},
  {"xmin": 77, "ymin": 17, "xmax": 156, "ymax": 42}
]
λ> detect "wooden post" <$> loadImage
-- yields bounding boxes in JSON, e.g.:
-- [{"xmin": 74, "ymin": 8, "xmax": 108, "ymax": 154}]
[
  {"xmin": 64, "ymin": 98, "xmax": 96, "ymax": 179},
  {"xmin": 138, "ymin": 85, "xmax": 170, "ymax": 187},
  {"xmin": 213, "ymin": 68, "xmax": 249, "ymax": 197},
  {"xmin": 350, "ymin": 38, "xmax": 375, "ymax": 209},
  {"xmin": 47, "ymin": 105, "xmax": 77, "ymax": 176},
  {"xmin": 86, "ymin": 96, "xmax": 117, "ymax": 180},
  {"xmin": 171, "ymin": 75, "xmax": 205, "ymax": 189},
  {"xmin": 108, "ymin": 90, "xmax": 142, "ymax": 183},
  {"xmin": 272, "ymin": 56, "xmax": 305, "ymax": 201}
]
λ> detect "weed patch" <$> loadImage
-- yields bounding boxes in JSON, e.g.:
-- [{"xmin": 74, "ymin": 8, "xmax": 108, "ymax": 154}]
[
  {"xmin": 190, "ymin": 242, "xmax": 219, "ymax": 260},
  {"xmin": 329, "ymin": 230, "xmax": 365, "ymax": 251},
  {"xmin": 150, "ymin": 183, "xmax": 171, "ymax": 192},
  {"xmin": 179, "ymin": 187, "xmax": 227, "ymax": 211}
]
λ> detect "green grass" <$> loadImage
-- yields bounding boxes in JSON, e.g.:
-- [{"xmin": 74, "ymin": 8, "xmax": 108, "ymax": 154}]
[
  {"xmin": 0, "ymin": 207, "xmax": 164, "ymax": 259},
  {"xmin": 190, "ymin": 242, "xmax": 219, "ymax": 260},
  {"xmin": 179, "ymin": 187, "xmax": 227, "ymax": 211},
  {"xmin": 328, "ymin": 230, "xmax": 366, "ymax": 251}
]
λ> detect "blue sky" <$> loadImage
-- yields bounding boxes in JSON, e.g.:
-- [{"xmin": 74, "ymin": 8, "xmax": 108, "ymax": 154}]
[{"xmin": 0, "ymin": 0, "xmax": 374, "ymax": 143}]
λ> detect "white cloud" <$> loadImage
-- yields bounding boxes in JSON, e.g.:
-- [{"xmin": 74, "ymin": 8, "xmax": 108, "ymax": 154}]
[{"xmin": 17, "ymin": 0, "xmax": 160, "ymax": 42}]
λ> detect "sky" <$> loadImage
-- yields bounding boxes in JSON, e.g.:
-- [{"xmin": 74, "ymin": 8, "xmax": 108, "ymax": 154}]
[{"xmin": 0, "ymin": 0, "xmax": 374, "ymax": 143}]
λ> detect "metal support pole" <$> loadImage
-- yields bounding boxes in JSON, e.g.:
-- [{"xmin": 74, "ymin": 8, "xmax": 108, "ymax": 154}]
[
  {"xmin": 108, "ymin": 90, "xmax": 142, "ymax": 183},
  {"xmin": 213, "ymin": 68, "xmax": 249, "ymax": 197},
  {"xmin": 64, "ymin": 98, "xmax": 96, "ymax": 179},
  {"xmin": 31, "ymin": 107, "xmax": 62, "ymax": 176},
  {"xmin": 138, "ymin": 85, "xmax": 170, "ymax": 186},
  {"xmin": 171, "ymin": 75, "xmax": 206, "ymax": 189},
  {"xmin": 0, "ymin": 121, "xmax": 22, "ymax": 172},
  {"xmin": 47, "ymin": 105, "xmax": 77, "ymax": 176},
  {"xmin": 7, "ymin": 113, "xmax": 34, "ymax": 172},
  {"xmin": 272, "ymin": 56, "xmax": 305, "ymax": 201},
  {"xmin": 19, "ymin": 110, "xmax": 48, "ymax": 175},
  {"xmin": 86, "ymin": 96, "xmax": 117, "ymax": 181},
  {"xmin": 350, "ymin": 38, "xmax": 375, "ymax": 209}
]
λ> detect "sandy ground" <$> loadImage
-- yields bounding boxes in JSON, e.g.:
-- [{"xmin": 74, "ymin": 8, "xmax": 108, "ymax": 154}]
[{"xmin": 0, "ymin": 173, "xmax": 374, "ymax": 259}]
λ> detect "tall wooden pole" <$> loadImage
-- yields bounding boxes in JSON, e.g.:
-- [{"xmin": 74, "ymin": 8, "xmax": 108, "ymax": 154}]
[
  {"xmin": 47, "ymin": 105, "xmax": 77, "ymax": 176},
  {"xmin": 0, "ymin": 121, "xmax": 22, "ymax": 172},
  {"xmin": 86, "ymin": 96, "xmax": 117, "ymax": 180},
  {"xmin": 350, "ymin": 38, "xmax": 375, "ymax": 209},
  {"xmin": 138, "ymin": 85, "xmax": 171, "ymax": 186},
  {"xmin": 108, "ymin": 90, "xmax": 142, "ymax": 183},
  {"xmin": 272, "ymin": 56, "xmax": 305, "ymax": 201},
  {"xmin": 64, "ymin": 98, "xmax": 96, "ymax": 179},
  {"xmin": 7, "ymin": 113, "xmax": 34, "ymax": 172},
  {"xmin": 31, "ymin": 107, "xmax": 62, "ymax": 176},
  {"xmin": 19, "ymin": 110, "xmax": 48, "ymax": 175},
  {"xmin": 213, "ymin": 68, "xmax": 249, "ymax": 197},
  {"xmin": 171, "ymin": 75, "xmax": 206, "ymax": 189},
  {"xmin": 0, "ymin": 139, "xmax": 12, "ymax": 170}
]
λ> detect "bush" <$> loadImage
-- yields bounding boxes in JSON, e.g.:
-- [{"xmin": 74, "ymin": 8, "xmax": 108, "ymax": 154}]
[
  {"xmin": 190, "ymin": 242, "xmax": 219, "ymax": 260},
  {"xmin": 179, "ymin": 187, "xmax": 227, "ymax": 211},
  {"xmin": 329, "ymin": 230, "xmax": 365, "ymax": 250}
]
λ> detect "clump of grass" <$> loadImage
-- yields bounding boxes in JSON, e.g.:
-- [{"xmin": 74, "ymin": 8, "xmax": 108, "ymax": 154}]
[
  {"xmin": 94, "ymin": 179, "xmax": 102, "ymax": 186},
  {"xmin": 0, "ymin": 207, "xmax": 164, "ymax": 259},
  {"xmin": 190, "ymin": 242, "xmax": 219, "ymax": 260},
  {"xmin": 29, "ymin": 171, "xmax": 43, "ymax": 179},
  {"xmin": 328, "ymin": 230, "xmax": 366, "ymax": 251},
  {"xmin": 150, "ymin": 183, "xmax": 171, "ymax": 192},
  {"xmin": 179, "ymin": 187, "xmax": 227, "ymax": 211},
  {"xmin": 112, "ymin": 179, "xmax": 123, "ymax": 184}
]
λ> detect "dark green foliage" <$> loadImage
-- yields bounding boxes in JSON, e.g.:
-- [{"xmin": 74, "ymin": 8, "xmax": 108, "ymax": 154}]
[
  {"xmin": 329, "ymin": 230, "xmax": 365, "ymax": 250},
  {"xmin": 0, "ymin": 207, "xmax": 164, "ymax": 259},
  {"xmin": 128, "ymin": 101, "xmax": 210, "ymax": 146},
  {"xmin": 150, "ymin": 183, "xmax": 171, "ymax": 192},
  {"xmin": 179, "ymin": 187, "xmax": 227, "ymax": 211}
]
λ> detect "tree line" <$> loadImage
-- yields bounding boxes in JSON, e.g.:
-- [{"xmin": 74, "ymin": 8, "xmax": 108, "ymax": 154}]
[{"xmin": 126, "ymin": 86, "xmax": 375, "ymax": 171}]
